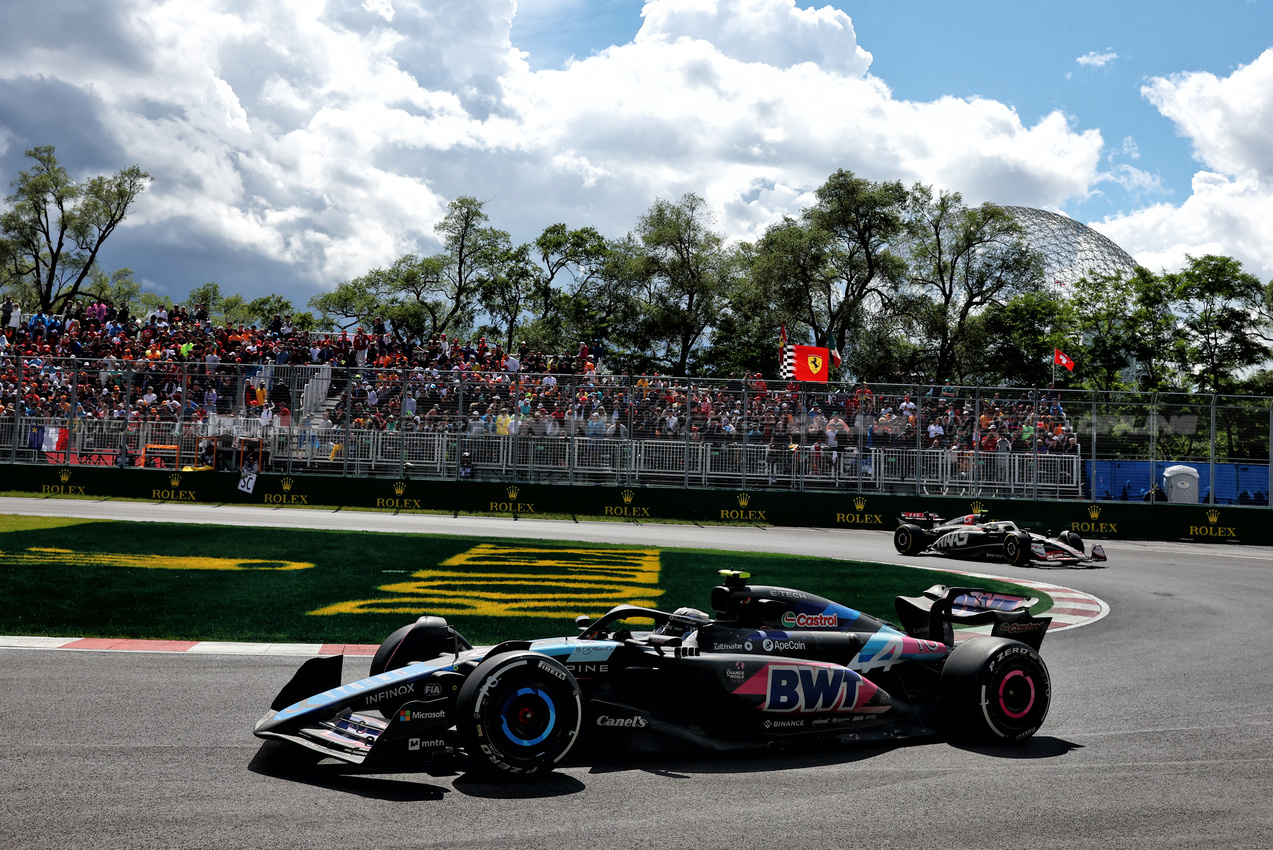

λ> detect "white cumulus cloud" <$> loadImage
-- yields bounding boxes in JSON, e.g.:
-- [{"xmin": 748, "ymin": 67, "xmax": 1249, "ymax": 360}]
[
  {"xmin": 0, "ymin": 0, "xmax": 1113, "ymax": 300},
  {"xmin": 1076, "ymin": 50, "xmax": 1118, "ymax": 68},
  {"xmin": 1093, "ymin": 48, "xmax": 1273, "ymax": 279}
]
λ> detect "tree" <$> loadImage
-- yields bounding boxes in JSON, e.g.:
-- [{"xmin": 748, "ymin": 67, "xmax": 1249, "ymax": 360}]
[
  {"xmin": 1167, "ymin": 254, "xmax": 1270, "ymax": 394},
  {"xmin": 904, "ymin": 188, "xmax": 1043, "ymax": 382},
  {"xmin": 0, "ymin": 146, "xmax": 150, "ymax": 313},
  {"xmin": 310, "ymin": 196, "xmax": 502, "ymax": 342},
  {"xmin": 972, "ymin": 290, "xmax": 1070, "ymax": 387},
  {"xmin": 627, "ymin": 194, "xmax": 738, "ymax": 375},
  {"xmin": 747, "ymin": 172, "xmax": 910, "ymax": 378}
]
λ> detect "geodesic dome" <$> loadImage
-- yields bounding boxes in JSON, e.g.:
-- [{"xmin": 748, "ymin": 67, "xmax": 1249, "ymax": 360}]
[{"xmin": 1002, "ymin": 206, "xmax": 1139, "ymax": 287}]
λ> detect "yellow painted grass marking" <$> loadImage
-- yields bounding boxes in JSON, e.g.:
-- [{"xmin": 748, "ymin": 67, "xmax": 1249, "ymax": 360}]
[
  {"xmin": 310, "ymin": 544, "xmax": 662, "ymax": 618},
  {"xmin": 5, "ymin": 547, "xmax": 314, "ymax": 571}
]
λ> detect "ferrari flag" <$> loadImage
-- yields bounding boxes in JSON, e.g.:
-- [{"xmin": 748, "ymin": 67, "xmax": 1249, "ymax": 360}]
[
  {"xmin": 793, "ymin": 345, "xmax": 830, "ymax": 382},
  {"xmin": 1054, "ymin": 348, "xmax": 1075, "ymax": 372}
]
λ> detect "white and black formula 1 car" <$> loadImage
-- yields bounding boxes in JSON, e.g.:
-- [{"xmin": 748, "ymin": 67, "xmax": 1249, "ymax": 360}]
[
  {"xmin": 894, "ymin": 511, "xmax": 1108, "ymax": 567},
  {"xmin": 254, "ymin": 571, "xmax": 1054, "ymax": 777}
]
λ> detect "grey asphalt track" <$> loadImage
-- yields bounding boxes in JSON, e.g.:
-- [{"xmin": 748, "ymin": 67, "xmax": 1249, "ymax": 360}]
[{"xmin": 2, "ymin": 496, "xmax": 1272, "ymax": 849}]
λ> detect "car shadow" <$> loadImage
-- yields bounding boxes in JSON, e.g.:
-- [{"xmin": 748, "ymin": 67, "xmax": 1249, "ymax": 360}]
[
  {"xmin": 947, "ymin": 735, "xmax": 1083, "ymax": 759},
  {"xmin": 582, "ymin": 734, "xmax": 1082, "ymax": 777},
  {"xmin": 248, "ymin": 740, "xmax": 587, "ymax": 800},
  {"xmin": 250, "ymin": 735, "xmax": 1081, "ymax": 798}
]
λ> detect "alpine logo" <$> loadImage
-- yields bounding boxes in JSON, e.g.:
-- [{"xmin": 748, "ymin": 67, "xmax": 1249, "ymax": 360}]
[
  {"xmin": 760, "ymin": 664, "xmax": 863, "ymax": 713},
  {"xmin": 780, "ymin": 611, "xmax": 838, "ymax": 629},
  {"xmin": 596, "ymin": 715, "xmax": 648, "ymax": 728}
]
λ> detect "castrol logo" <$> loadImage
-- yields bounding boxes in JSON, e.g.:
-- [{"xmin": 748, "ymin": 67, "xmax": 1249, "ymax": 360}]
[{"xmin": 780, "ymin": 611, "xmax": 838, "ymax": 629}]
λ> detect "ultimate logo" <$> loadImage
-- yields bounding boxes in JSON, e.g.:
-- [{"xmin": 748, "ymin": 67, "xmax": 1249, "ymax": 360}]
[{"xmin": 835, "ymin": 495, "xmax": 883, "ymax": 527}]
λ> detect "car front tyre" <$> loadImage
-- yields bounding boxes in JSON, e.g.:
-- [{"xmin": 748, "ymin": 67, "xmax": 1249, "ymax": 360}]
[
  {"xmin": 455, "ymin": 651, "xmax": 582, "ymax": 778},
  {"xmin": 1003, "ymin": 531, "xmax": 1032, "ymax": 566}
]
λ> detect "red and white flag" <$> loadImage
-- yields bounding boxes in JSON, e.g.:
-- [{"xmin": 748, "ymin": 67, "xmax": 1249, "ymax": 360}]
[{"xmin": 1054, "ymin": 348, "xmax": 1075, "ymax": 372}]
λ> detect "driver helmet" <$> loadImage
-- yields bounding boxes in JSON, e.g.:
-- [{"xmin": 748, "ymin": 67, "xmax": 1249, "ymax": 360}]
[{"xmin": 655, "ymin": 607, "xmax": 710, "ymax": 637}]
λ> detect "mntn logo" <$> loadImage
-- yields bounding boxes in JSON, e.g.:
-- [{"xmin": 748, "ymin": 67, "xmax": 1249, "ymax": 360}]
[{"xmin": 761, "ymin": 664, "xmax": 862, "ymax": 713}]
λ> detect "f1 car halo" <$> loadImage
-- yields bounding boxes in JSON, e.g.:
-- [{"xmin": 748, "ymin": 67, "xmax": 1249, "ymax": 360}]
[{"xmin": 255, "ymin": 570, "xmax": 1054, "ymax": 777}]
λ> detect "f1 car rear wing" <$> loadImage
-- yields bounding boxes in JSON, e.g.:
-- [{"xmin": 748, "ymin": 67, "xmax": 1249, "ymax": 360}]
[
  {"xmin": 899, "ymin": 511, "xmax": 990, "ymax": 530},
  {"xmin": 893, "ymin": 585, "xmax": 1053, "ymax": 650}
]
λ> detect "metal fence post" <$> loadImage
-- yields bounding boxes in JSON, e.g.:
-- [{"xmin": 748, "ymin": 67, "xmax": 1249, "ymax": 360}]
[
  {"xmin": 342, "ymin": 365, "xmax": 352, "ymax": 478},
  {"xmin": 1209, "ymin": 394, "xmax": 1217, "ymax": 505}
]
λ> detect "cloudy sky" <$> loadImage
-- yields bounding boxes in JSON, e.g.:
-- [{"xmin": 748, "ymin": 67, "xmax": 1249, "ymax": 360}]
[{"xmin": 1, "ymin": 0, "xmax": 1271, "ymax": 308}]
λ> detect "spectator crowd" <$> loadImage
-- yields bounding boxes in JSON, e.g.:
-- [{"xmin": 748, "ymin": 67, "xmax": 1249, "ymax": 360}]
[{"xmin": 1, "ymin": 296, "xmax": 1082, "ymax": 478}]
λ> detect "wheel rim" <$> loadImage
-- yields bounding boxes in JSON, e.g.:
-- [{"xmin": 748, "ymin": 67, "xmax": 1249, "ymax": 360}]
[
  {"xmin": 997, "ymin": 668, "xmax": 1036, "ymax": 720},
  {"xmin": 897, "ymin": 529, "xmax": 910, "ymax": 549},
  {"xmin": 1006, "ymin": 539, "xmax": 1018, "ymax": 558},
  {"xmin": 498, "ymin": 686, "xmax": 557, "ymax": 747}
]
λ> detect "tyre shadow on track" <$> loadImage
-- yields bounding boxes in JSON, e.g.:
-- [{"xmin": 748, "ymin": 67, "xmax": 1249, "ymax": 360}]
[
  {"xmin": 248, "ymin": 740, "xmax": 588, "ymax": 799},
  {"xmin": 580, "ymin": 734, "xmax": 1082, "ymax": 778}
]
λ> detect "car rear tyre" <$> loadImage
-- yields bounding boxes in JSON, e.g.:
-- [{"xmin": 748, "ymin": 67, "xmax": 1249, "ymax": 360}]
[
  {"xmin": 370, "ymin": 623, "xmax": 414, "ymax": 677},
  {"xmin": 940, "ymin": 636, "xmax": 1050, "ymax": 744},
  {"xmin": 894, "ymin": 524, "xmax": 926, "ymax": 556},
  {"xmin": 456, "ymin": 651, "xmax": 582, "ymax": 777},
  {"xmin": 1002, "ymin": 531, "xmax": 1032, "ymax": 566}
]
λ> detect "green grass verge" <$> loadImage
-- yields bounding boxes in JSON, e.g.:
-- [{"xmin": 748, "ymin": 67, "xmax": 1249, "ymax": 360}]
[{"xmin": 0, "ymin": 514, "xmax": 1051, "ymax": 646}]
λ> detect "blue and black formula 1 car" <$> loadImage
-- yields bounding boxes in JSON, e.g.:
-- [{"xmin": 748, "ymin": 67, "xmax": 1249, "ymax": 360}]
[{"xmin": 255, "ymin": 571, "xmax": 1054, "ymax": 777}]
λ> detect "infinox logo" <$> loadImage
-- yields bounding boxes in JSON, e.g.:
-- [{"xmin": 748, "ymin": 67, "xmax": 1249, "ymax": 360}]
[{"xmin": 780, "ymin": 611, "xmax": 838, "ymax": 629}]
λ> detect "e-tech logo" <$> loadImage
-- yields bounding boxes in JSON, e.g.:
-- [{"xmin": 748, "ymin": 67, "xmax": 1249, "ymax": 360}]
[
  {"xmin": 760, "ymin": 664, "xmax": 862, "ymax": 713},
  {"xmin": 780, "ymin": 611, "xmax": 838, "ymax": 629}
]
